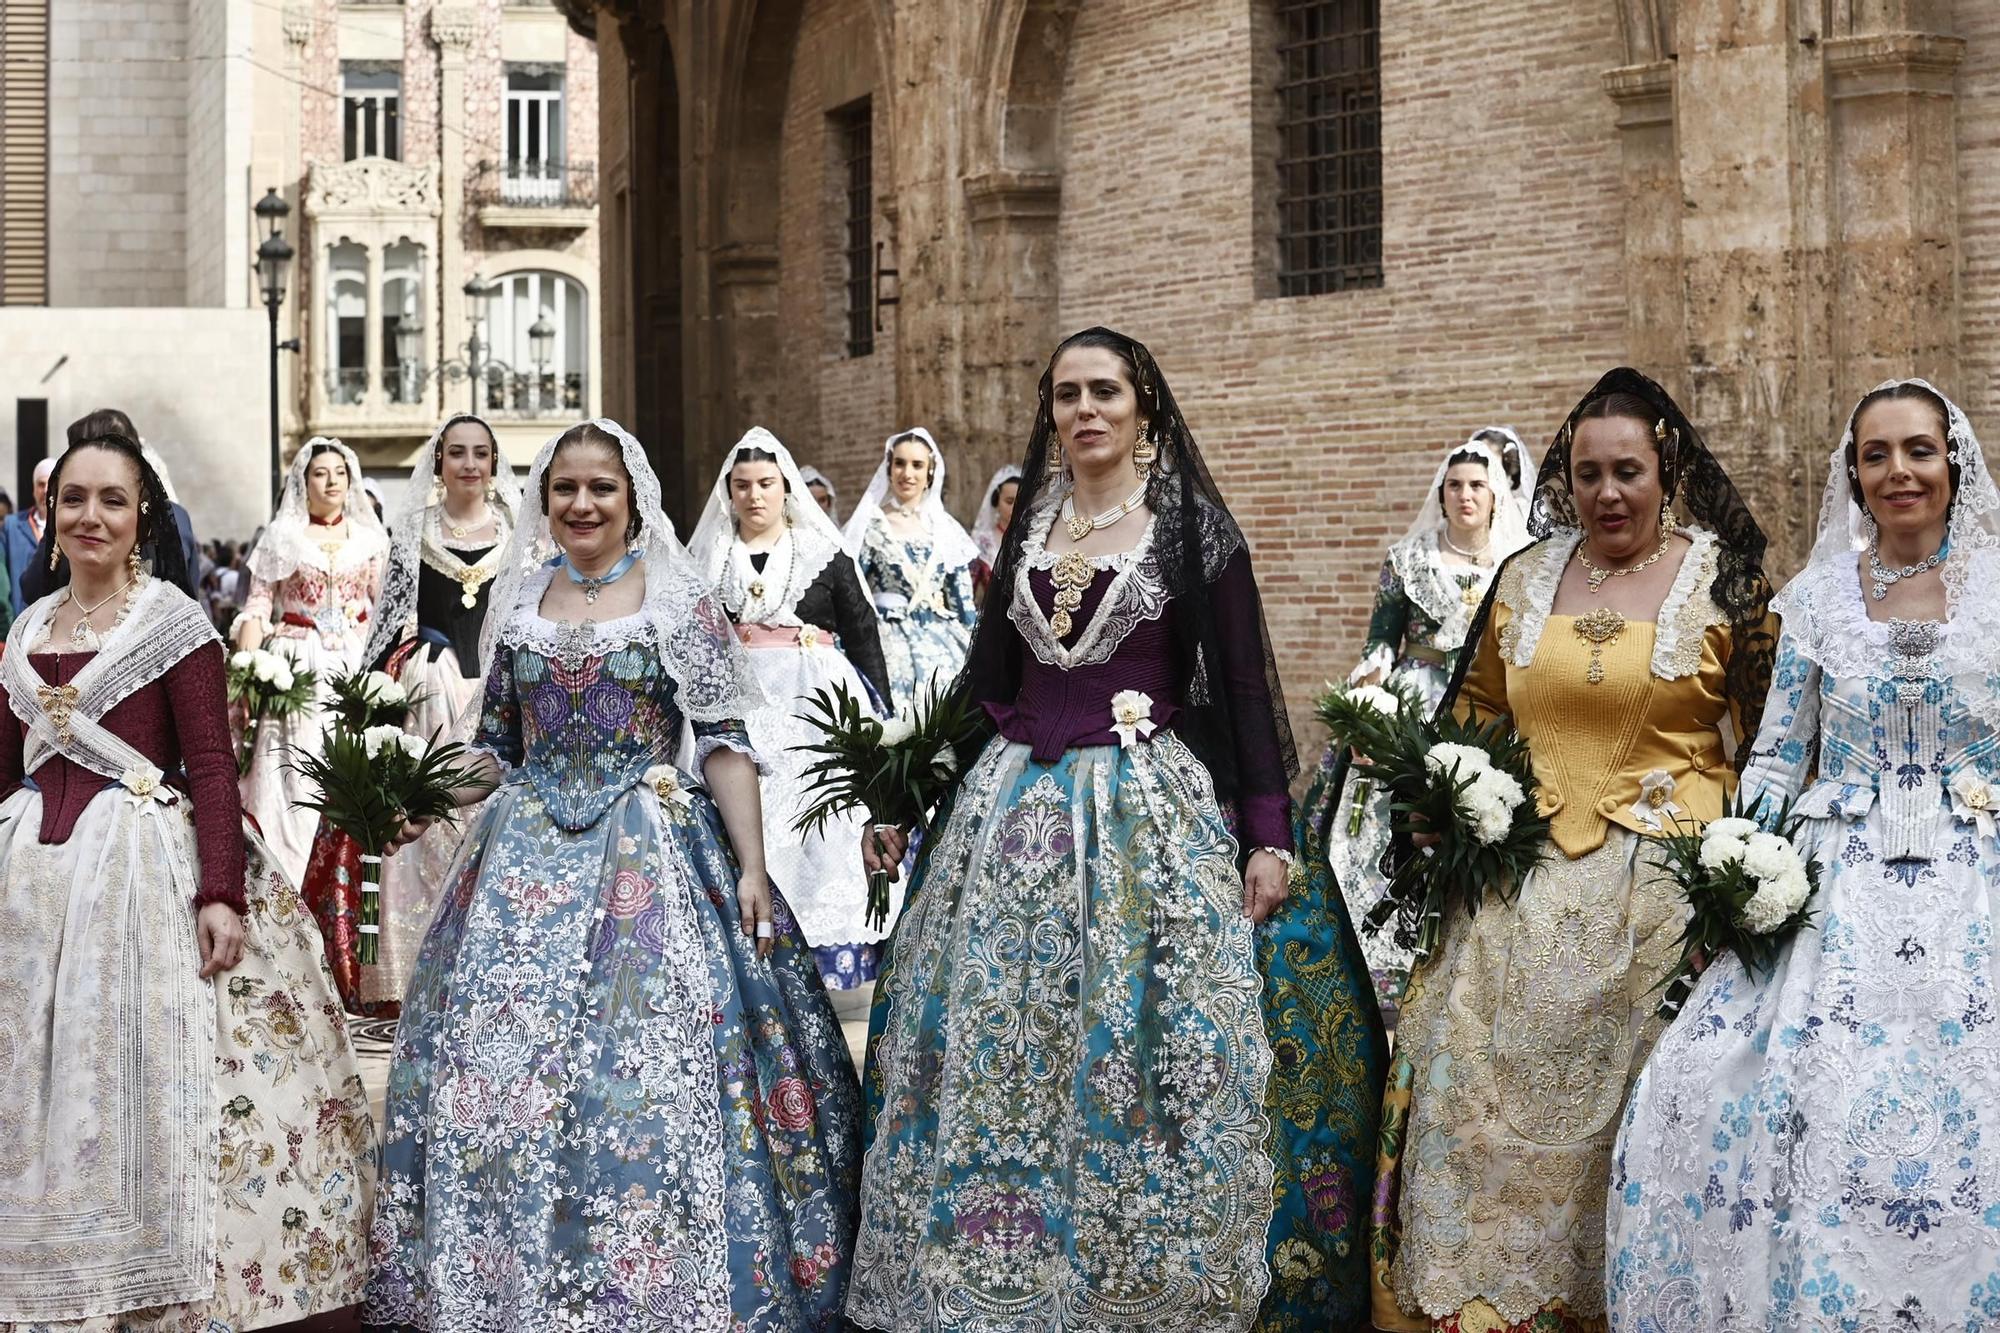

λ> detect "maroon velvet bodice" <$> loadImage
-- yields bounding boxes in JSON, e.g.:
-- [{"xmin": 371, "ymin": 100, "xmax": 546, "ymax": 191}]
[
  {"xmin": 0, "ymin": 641, "xmax": 246, "ymax": 910},
  {"xmin": 985, "ymin": 550, "xmax": 1292, "ymax": 850}
]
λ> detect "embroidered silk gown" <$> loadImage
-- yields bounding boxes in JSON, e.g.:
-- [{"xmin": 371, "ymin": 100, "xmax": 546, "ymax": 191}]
[
  {"xmin": 364, "ymin": 567, "xmax": 862, "ymax": 1331},
  {"xmin": 854, "ymin": 520, "xmax": 976, "ymax": 715},
  {"xmin": 0, "ymin": 581, "xmax": 373, "ymax": 1331},
  {"xmin": 1606, "ymin": 554, "xmax": 2000, "ymax": 1331},
  {"xmin": 1371, "ymin": 528, "xmax": 1760, "ymax": 1333},
  {"xmin": 237, "ymin": 533, "xmax": 385, "ymax": 883},
  {"xmin": 1307, "ymin": 532, "xmax": 1500, "ymax": 1017},
  {"xmin": 849, "ymin": 501, "xmax": 1386, "ymax": 1332},
  {"xmin": 720, "ymin": 538, "xmax": 896, "ymax": 989},
  {"xmin": 301, "ymin": 515, "xmax": 506, "ymax": 1015}
]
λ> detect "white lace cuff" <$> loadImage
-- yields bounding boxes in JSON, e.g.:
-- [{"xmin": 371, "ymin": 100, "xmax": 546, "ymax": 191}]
[{"xmin": 695, "ymin": 730, "xmax": 769, "ymax": 776}]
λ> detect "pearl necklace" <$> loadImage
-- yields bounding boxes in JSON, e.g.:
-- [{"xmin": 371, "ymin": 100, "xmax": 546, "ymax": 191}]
[
  {"xmin": 1441, "ymin": 529, "xmax": 1492, "ymax": 563},
  {"xmin": 1061, "ymin": 480, "xmax": 1147, "ymax": 541},
  {"xmin": 1867, "ymin": 535, "xmax": 1948, "ymax": 602}
]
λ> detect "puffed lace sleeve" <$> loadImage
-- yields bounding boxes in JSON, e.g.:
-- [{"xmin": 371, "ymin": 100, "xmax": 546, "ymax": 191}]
[
  {"xmin": 1350, "ymin": 554, "xmax": 1407, "ymax": 684},
  {"xmin": 471, "ymin": 642, "xmax": 524, "ymax": 771},
  {"xmin": 1737, "ymin": 627, "xmax": 1820, "ymax": 810}
]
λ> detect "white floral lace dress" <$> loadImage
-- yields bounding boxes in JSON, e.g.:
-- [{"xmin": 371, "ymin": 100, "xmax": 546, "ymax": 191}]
[{"xmin": 1608, "ymin": 555, "xmax": 2000, "ymax": 1332}]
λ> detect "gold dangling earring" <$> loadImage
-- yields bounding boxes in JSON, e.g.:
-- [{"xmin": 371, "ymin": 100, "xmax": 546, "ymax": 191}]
[
  {"xmin": 1132, "ymin": 418, "xmax": 1157, "ymax": 481},
  {"xmin": 48, "ymin": 542, "xmax": 59, "ymax": 571},
  {"xmin": 432, "ymin": 478, "xmax": 446, "ymax": 506},
  {"xmin": 128, "ymin": 546, "xmax": 143, "ymax": 580},
  {"xmin": 1045, "ymin": 439, "xmax": 1064, "ymax": 483}
]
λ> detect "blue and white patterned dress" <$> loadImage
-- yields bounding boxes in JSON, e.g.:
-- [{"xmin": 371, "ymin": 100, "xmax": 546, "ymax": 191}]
[
  {"xmin": 855, "ymin": 521, "xmax": 976, "ymax": 716},
  {"xmin": 1607, "ymin": 553, "xmax": 2000, "ymax": 1331},
  {"xmin": 364, "ymin": 569, "xmax": 862, "ymax": 1331}
]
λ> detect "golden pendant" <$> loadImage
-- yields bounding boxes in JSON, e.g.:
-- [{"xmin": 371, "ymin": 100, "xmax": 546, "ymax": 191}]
[
  {"xmin": 37, "ymin": 683, "xmax": 79, "ymax": 744},
  {"xmin": 748, "ymin": 579, "xmax": 766, "ymax": 602},
  {"xmin": 1065, "ymin": 513, "xmax": 1094, "ymax": 541},
  {"xmin": 457, "ymin": 566, "xmax": 488, "ymax": 609},
  {"xmin": 1572, "ymin": 606, "xmax": 1626, "ymax": 685},
  {"xmin": 1049, "ymin": 550, "xmax": 1095, "ymax": 640}
]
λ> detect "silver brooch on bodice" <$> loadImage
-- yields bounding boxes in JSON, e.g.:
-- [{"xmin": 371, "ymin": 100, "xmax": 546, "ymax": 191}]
[{"xmin": 1887, "ymin": 617, "xmax": 1942, "ymax": 705}]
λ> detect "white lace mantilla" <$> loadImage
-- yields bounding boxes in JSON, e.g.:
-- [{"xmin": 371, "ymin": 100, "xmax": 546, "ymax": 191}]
[{"xmin": 1499, "ymin": 526, "xmax": 1723, "ymax": 680}]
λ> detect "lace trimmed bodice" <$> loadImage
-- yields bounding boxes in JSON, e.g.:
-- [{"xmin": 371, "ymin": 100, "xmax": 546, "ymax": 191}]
[
  {"xmin": 1744, "ymin": 557, "xmax": 2000, "ymax": 861},
  {"xmin": 474, "ymin": 607, "xmax": 749, "ymax": 834},
  {"xmin": 856, "ymin": 522, "xmax": 977, "ymax": 629}
]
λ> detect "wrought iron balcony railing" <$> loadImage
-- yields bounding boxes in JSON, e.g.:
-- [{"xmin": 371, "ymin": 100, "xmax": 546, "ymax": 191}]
[{"xmin": 470, "ymin": 160, "xmax": 598, "ymax": 210}]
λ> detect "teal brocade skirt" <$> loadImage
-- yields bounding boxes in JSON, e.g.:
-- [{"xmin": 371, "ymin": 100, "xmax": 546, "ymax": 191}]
[{"xmin": 850, "ymin": 731, "xmax": 1386, "ymax": 1332}]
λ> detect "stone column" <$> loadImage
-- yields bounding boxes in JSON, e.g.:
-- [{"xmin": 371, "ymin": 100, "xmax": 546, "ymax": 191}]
[
  {"xmin": 432, "ymin": 5, "xmax": 477, "ymax": 418},
  {"xmin": 1600, "ymin": 62, "xmax": 1683, "ymax": 395},
  {"xmin": 1824, "ymin": 29, "xmax": 1965, "ymax": 393},
  {"xmin": 364, "ymin": 241, "xmax": 385, "ymax": 411},
  {"xmin": 1666, "ymin": 0, "xmax": 1834, "ymax": 573},
  {"xmin": 962, "ymin": 169, "xmax": 1060, "ymax": 495}
]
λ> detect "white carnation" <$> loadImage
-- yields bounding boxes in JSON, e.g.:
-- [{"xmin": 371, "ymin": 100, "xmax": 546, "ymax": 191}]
[
  {"xmin": 230, "ymin": 650, "xmax": 252, "ymax": 670},
  {"xmin": 398, "ymin": 732, "xmax": 427, "ymax": 760},
  {"xmin": 1741, "ymin": 831, "xmax": 1799, "ymax": 883},
  {"xmin": 1703, "ymin": 817, "xmax": 1759, "ymax": 843},
  {"xmin": 362, "ymin": 671, "xmax": 406, "ymax": 705},
  {"xmin": 1425, "ymin": 742, "xmax": 1492, "ymax": 782},
  {"xmin": 1346, "ymin": 685, "xmax": 1401, "ymax": 716},
  {"xmin": 878, "ymin": 717, "xmax": 915, "ymax": 747},
  {"xmin": 251, "ymin": 653, "xmax": 277, "ymax": 683},
  {"xmin": 269, "ymin": 665, "xmax": 295, "ymax": 693},
  {"xmin": 1467, "ymin": 766, "xmax": 1525, "ymax": 813},
  {"xmin": 1738, "ymin": 864, "xmax": 1810, "ymax": 934},
  {"xmin": 361, "ymin": 724, "xmax": 407, "ymax": 759},
  {"xmin": 1699, "ymin": 834, "xmax": 1747, "ymax": 872}
]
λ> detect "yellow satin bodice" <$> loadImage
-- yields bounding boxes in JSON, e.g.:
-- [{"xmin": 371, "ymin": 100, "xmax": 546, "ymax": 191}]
[{"xmin": 1455, "ymin": 530, "xmax": 1757, "ymax": 858}]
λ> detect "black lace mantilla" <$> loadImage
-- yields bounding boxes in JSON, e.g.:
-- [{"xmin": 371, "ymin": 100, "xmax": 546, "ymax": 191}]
[{"xmin": 1442, "ymin": 367, "xmax": 1777, "ymax": 769}]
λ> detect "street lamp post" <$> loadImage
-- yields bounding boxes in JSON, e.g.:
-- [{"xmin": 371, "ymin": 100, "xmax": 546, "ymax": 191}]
[
  {"xmin": 528, "ymin": 307, "xmax": 555, "ymax": 411},
  {"xmin": 254, "ymin": 188, "xmax": 298, "ymax": 509},
  {"xmin": 395, "ymin": 276, "xmax": 513, "ymax": 413}
]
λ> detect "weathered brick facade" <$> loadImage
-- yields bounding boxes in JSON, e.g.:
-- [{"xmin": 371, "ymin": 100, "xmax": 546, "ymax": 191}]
[{"xmin": 560, "ymin": 0, "xmax": 1988, "ymax": 728}]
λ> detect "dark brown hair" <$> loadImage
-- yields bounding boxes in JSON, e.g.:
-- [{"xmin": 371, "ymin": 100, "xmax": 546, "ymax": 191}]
[{"xmin": 1844, "ymin": 382, "xmax": 1955, "ymax": 509}]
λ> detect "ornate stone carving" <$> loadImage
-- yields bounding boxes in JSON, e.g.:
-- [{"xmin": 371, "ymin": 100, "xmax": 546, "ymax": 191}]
[
  {"xmin": 430, "ymin": 6, "xmax": 478, "ymax": 50},
  {"xmin": 1600, "ymin": 60, "xmax": 1673, "ymax": 130},
  {"xmin": 282, "ymin": 1, "xmax": 315, "ymax": 46},
  {"xmin": 306, "ymin": 159, "xmax": 444, "ymax": 219}
]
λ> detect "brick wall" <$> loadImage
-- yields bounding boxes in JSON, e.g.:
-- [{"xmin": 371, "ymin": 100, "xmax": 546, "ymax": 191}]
[
  {"xmin": 1958, "ymin": 1, "xmax": 2000, "ymax": 438},
  {"xmin": 1055, "ymin": 0, "xmax": 1627, "ymax": 724},
  {"xmin": 47, "ymin": 0, "xmax": 191, "ymax": 306},
  {"xmin": 772, "ymin": 0, "xmax": 898, "ymax": 509}
]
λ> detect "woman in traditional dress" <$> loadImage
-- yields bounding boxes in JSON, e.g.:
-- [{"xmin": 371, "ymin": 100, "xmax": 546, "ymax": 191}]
[
  {"xmin": 1306, "ymin": 436, "xmax": 1531, "ymax": 1018},
  {"xmin": 0, "ymin": 429, "xmax": 373, "ymax": 1331},
  {"xmin": 1606, "ymin": 380, "xmax": 2000, "ymax": 1329},
  {"xmin": 968, "ymin": 464, "xmax": 1021, "ymax": 605},
  {"xmin": 842, "ymin": 429, "xmax": 979, "ymax": 714},
  {"xmin": 365, "ymin": 419, "xmax": 860, "ymax": 1331},
  {"xmin": 848, "ymin": 328, "xmax": 1386, "ymax": 1332},
  {"xmin": 801, "ymin": 465, "xmax": 840, "ymax": 523},
  {"xmin": 688, "ymin": 427, "xmax": 895, "ymax": 992},
  {"xmin": 296, "ymin": 414, "xmax": 519, "ymax": 1015},
  {"xmin": 233, "ymin": 436, "xmax": 388, "ymax": 882},
  {"xmin": 1369, "ymin": 368, "xmax": 1778, "ymax": 1333}
]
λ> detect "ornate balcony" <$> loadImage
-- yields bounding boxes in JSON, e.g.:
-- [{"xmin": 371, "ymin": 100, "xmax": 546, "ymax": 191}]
[{"xmin": 472, "ymin": 160, "xmax": 597, "ymax": 230}]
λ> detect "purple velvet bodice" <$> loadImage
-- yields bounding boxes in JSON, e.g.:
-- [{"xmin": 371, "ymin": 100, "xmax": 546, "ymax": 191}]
[{"xmin": 985, "ymin": 549, "xmax": 1292, "ymax": 851}]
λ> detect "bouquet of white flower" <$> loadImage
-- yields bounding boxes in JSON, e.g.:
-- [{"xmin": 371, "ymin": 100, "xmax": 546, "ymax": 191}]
[
  {"xmin": 1346, "ymin": 708, "xmax": 1549, "ymax": 962},
  {"xmin": 1646, "ymin": 793, "xmax": 1821, "ymax": 1014},
  {"xmin": 793, "ymin": 678, "xmax": 984, "ymax": 931},
  {"xmin": 226, "ymin": 647, "xmax": 319, "ymax": 776},
  {"xmin": 289, "ymin": 720, "xmax": 489, "ymax": 965}
]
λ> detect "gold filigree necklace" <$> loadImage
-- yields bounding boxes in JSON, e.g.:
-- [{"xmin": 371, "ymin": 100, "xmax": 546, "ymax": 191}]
[{"xmin": 1575, "ymin": 528, "xmax": 1671, "ymax": 592}]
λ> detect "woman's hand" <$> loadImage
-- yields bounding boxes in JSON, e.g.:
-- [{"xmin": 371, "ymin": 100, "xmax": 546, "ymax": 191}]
[
  {"xmin": 386, "ymin": 815, "xmax": 434, "ymax": 854},
  {"xmin": 737, "ymin": 867, "xmax": 776, "ymax": 959},
  {"xmin": 862, "ymin": 824, "xmax": 909, "ymax": 881},
  {"xmin": 1408, "ymin": 812, "xmax": 1441, "ymax": 850},
  {"xmin": 1242, "ymin": 850, "xmax": 1291, "ymax": 924},
  {"xmin": 231, "ymin": 619, "xmax": 264, "ymax": 654},
  {"xmin": 197, "ymin": 902, "xmax": 246, "ymax": 978}
]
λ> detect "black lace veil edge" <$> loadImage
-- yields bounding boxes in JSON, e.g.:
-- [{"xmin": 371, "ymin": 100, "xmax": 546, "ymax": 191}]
[
  {"xmin": 1438, "ymin": 367, "xmax": 1778, "ymax": 770},
  {"xmin": 948, "ymin": 326, "xmax": 1300, "ymax": 798}
]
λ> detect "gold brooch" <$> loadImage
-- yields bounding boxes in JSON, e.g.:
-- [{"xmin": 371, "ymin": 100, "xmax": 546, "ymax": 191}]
[
  {"xmin": 1572, "ymin": 607, "xmax": 1626, "ymax": 685},
  {"xmin": 37, "ymin": 683, "xmax": 80, "ymax": 743}
]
